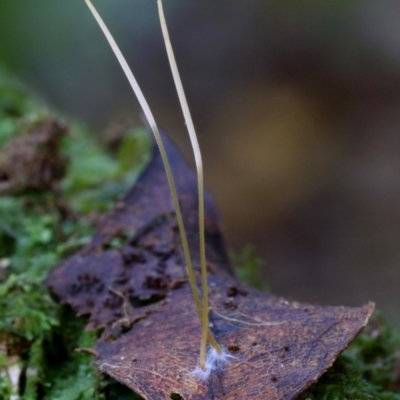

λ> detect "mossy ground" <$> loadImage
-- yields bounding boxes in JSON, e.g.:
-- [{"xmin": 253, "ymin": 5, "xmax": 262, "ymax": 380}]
[
  {"xmin": 0, "ymin": 65, "xmax": 146, "ymax": 399},
  {"xmin": 0, "ymin": 65, "xmax": 399, "ymax": 399}
]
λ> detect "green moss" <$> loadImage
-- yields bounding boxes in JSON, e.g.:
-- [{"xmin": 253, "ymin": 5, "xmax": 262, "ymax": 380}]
[
  {"xmin": 62, "ymin": 125, "xmax": 150, "ymax": 213},
  {"xmin": 230, "ymin": 245, "xmax": 268, "ymax": 290},
  {"xmin": 42, "ymin": 312, "xmax": 104, "ymax": 400},
  {"xmin": 0, "ymin": 64, "xmax": 149, "ymax": 399}
]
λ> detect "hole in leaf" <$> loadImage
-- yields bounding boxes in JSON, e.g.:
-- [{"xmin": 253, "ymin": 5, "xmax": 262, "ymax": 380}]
[
  {"xmin": 170, "ymin": 393, "xmax": 184, "ymax": 400},
  {"xmin": 130, "ymin": 294, "xmax": 165, "ymax": 308},
  {"xmin": 228, "ymin": 345, "xmax": 240, "ymax": 353},
  {"xmin": 101, "ymin": 229, "xmax": 136, "ymax": 251},
  {"xmin": 121, "ymin": 324, "xmax": 132, "ymax": 334}
]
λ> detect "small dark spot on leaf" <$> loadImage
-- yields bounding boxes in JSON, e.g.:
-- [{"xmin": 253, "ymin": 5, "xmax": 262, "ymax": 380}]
[
  {"xmin": 68, "ymin": 283, "xmax": 81, "ymax": 294},
  {"xmin": 77, "ymin": 273, "xmax": 100, "ymax": 292},
  {"xmin": 86, "ymin": 298, "xmax": 94, "ymax": 308},
  {"xmin": 225, "ymin": 300, "xmax": 237, "ymax": 310},
  {"xmin": 227, "ymin": 286, "xmax": 248, "ymax": 297},
  {"xmin": 0, "ymin": 172, "xmax": 9, "ymax": 182},
  {"xmin": 156, "ymin": 252, "xmax": 172, "ymax": 262},
  {"xmin": 227, "ymin": 286, "xmax": 238, "ymax": 297},
  {"xmin": 121, "ymin": 246, "xmax": 146, "ymax": 264},
  {"xmin": 96, "ymin": 282, "xmax": 105, "ymax": 293},
  {"xmin": 144, "ymin": 274, "xmax": 168, "ymax": 290},
  {"xmin": 104, "ymin": 293, "xmax": 123, "ymax": 309},
  {"xmin": 271, "ymin": 376, "xmax": 278, "ymax": 383},
  {"xmin": 113, "ymin": 272, "xmax": 129, "ymax": 284},
  {"xmin": 280, "ymin": 346, "xmax": 290, "ymax": 358}
]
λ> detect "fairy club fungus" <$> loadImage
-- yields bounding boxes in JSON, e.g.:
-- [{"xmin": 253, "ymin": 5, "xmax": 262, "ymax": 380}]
[{"xmin": 83, "ymin": 0, "xmax": 229, "ymax": 377}]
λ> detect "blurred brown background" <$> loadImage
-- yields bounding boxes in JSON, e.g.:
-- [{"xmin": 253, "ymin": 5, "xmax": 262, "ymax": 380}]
[{"xmin": 1, "ymin": 0, "xmax": 399, "ymax": 327}]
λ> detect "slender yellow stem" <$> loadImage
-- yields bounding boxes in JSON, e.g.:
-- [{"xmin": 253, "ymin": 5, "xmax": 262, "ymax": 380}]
[
  {"xmin": 158, "ymin": 0, "xmax": 221, "ymax": 369},
  {"xmin": 83, "ymin": 0, "xmax": 204, "ymax": 322}
]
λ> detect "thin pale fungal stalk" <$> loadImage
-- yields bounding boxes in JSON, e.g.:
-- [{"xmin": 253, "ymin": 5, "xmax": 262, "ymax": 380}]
[
  {"xmin": 83, "ymin": 0, "xmax": 205, "ymax": 325},
  {"xmin": 158, "ymin": 0, "xmax": 220, "ymax": 370}
]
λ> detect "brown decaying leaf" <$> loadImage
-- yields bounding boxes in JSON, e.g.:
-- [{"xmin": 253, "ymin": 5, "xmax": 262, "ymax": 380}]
[{"xmin": 47, "ymin": 134, "xmax": 374, "ymax": 399}]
